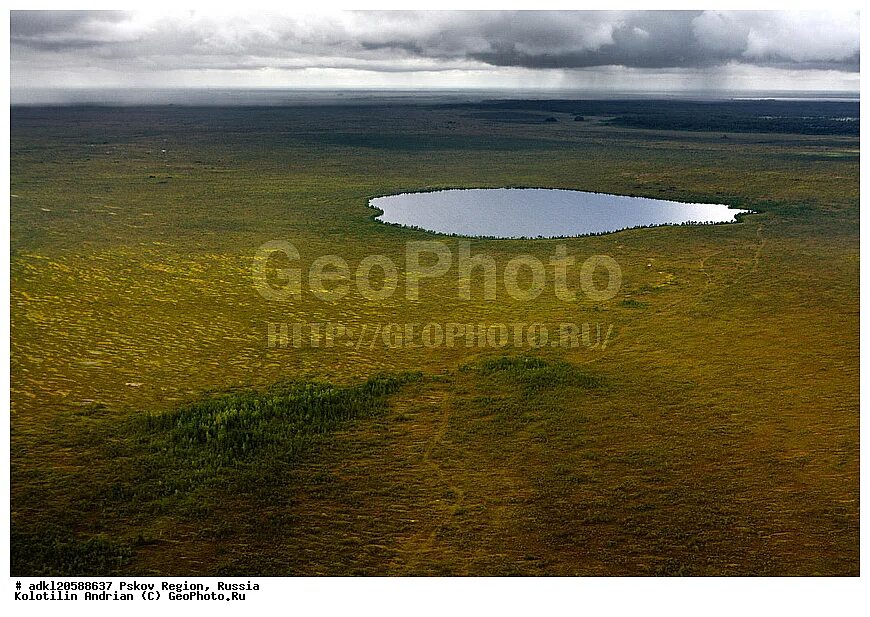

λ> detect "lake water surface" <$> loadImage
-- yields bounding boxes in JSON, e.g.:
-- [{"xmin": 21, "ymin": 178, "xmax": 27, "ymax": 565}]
[{"xmin": 371, "ymin": 188, "xmax": 750, "ymax": 238}]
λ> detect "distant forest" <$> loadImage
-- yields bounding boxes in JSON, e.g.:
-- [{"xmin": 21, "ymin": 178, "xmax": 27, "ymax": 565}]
[{"xmin": 444, "ymin": 99, "xmax": 859, "ymax": 135}]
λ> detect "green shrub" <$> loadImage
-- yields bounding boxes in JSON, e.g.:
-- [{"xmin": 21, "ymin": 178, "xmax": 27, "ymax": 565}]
[
  {"xmin": 143, "ymin": 373, "xmax": 420, "ymax": 467},
  {"xmin": 468, "ymin": 356, "xmax": 603, "ymax": 393},
  {"xmin": 11, "ymin": 528, "xmax": 131, "ymax": 576}
]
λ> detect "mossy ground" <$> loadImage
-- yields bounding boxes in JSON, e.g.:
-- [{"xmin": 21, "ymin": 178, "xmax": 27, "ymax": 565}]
[{"xmin": 10, "ymin": 102, "xmax": 859, "ymax": 575}]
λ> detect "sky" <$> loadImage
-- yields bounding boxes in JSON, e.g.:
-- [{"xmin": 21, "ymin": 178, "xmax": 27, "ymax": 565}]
[{"xmin": 9, "ymin": 10, "xmax": 861, "ymax": 101}]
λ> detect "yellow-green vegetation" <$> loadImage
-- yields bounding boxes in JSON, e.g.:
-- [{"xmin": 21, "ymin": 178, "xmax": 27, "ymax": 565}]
[{"xmin": 10, "ymin": 102, "xmax": 859, "ymax": 575}]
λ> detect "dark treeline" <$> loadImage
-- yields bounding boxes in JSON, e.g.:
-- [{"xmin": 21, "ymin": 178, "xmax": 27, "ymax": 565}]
[{"xmin": 443, "ymin": 99, "xmax": 859, "ymax": 135}]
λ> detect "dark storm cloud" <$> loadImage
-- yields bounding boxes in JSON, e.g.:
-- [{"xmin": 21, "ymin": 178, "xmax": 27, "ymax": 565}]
[
  {"xmin": 10, "ymin": 10, "xmax": 131, "ymax": 49},
  {"xmin": 9, "ymin": 10, "xmax": 860, "ymax": 90},
  {"xmin": 458, "ymin": 12, "xmax": 720, "ymax": 70},
  {"xmin": 355, "ymin": 11, "xmax": 859, "ymax": 72}
]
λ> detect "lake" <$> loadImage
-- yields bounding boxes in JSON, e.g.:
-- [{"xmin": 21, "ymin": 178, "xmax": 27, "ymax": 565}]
[{"xmin": 370, "ymin": 188, "xmax": 751, "ymax": 238}]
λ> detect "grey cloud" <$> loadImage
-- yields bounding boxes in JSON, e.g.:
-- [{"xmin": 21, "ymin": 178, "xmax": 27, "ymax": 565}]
[
  {"xmin": 10, "ymin": 10, "xmax": 123, "ymax": 36},
  {"xmin": 11, "ymin": 10, "xmax": 131, "ymax": 49},
  {"xmin": 354, "ymin": 11, "xmax": 859, "ymax": 72},
  {"xmin": 10, "ymin": 10, "xmax": 860, "ymax": 77}
]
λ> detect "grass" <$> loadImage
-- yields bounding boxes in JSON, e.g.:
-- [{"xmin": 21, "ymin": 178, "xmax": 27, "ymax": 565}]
[
  {"xmin": 10, "ymin": 100, "xmax": 859, "ymax": 575},
  {"xmin": 13, "ymin": 372, "xmax": 419, "ymax": 575},
  {"xmin": 10, "ymin": 528, "xmax": 132, "ymax": 577},
  {"xmin": 143, "ymin": 373, "xmax": 419, "ymax": 468},
  {"xmin": 468, "ymin": 356, "xmax": 605, "ymax": 393}
]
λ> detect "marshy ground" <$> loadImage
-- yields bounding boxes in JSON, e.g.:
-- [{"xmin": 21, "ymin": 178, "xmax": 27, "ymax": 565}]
[{"xmin": 10, "ymin": 100, "xmax": 859, "ymax": 575}]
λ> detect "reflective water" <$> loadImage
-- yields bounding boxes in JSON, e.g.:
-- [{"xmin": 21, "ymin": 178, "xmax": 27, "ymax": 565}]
[{"xmin": 371, "ymin": 188, "xmax": 750, "ymax": 238}]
